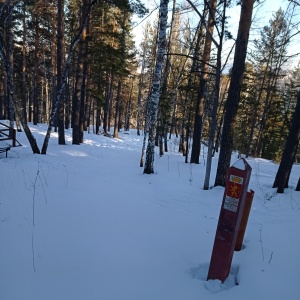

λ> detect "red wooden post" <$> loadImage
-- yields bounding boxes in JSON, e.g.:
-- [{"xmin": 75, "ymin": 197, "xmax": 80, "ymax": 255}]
[
  {"xmin": 235, "ymin": 189, "xmax": 254, "ymax": 251},
  {"xmin": 207, "ymin": 158, "xmax": 252, "ymax": 282}
]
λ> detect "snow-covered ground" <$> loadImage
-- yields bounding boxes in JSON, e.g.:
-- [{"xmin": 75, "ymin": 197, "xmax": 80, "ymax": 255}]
[{"xmin": 0, "ymin": 123, "xmax": 299, "ymax": 300}]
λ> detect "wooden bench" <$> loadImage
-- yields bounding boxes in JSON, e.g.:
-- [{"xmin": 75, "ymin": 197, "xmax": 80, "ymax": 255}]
[{"xmin": 0, "ymin": 141, "xmax": 10, "ymax": 158}]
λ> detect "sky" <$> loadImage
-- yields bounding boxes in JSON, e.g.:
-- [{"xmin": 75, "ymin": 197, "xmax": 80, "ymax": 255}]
[
  {"xmin": 0, "ymin": 122, "xmax": 299, "ymax": 299},
  {"xmin": 132, "ymin": 0, "xmax": 300, "ymax": 66},
  {"xmin": 132, "ymin": 0, "xmax": 288, "ymax": 37}
]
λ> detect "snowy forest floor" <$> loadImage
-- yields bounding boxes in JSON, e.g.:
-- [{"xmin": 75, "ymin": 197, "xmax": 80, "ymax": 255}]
[{"xmin": 0, "ymin": 122, "xmax": 299, "ymax": 300}]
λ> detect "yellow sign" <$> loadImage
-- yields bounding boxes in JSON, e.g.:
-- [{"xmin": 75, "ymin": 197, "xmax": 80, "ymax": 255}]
[{"xmin": 229, "ymin": 175, "xmax": 244, "ymax": 185}]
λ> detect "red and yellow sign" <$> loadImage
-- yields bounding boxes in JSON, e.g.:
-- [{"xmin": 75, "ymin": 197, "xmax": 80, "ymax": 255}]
[
  {"xmin": 227, "ymin": 182, "xmax": 241, "ymax": 199},
  {"xmin": 224, "ymin": 175, "xmax": 244, "ymax": 212},
  {"xmin": 227, "ymin": 175, "xmax": 243, "ymax": 199}
]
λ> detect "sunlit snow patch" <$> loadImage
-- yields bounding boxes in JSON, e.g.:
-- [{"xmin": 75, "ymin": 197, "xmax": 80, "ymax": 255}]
[{"xmin": 61, "ymin": 150, "xmax": 88, "ymax": 157}]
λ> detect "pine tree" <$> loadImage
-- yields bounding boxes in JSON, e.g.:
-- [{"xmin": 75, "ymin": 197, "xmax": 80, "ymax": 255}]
[
  {"xmin": 251, "ymin": 9, "xmax": 290, "ymax": 158},
  {"xmin": 215, "ymin": 0, "xmax": 254, "ymax": 187}
]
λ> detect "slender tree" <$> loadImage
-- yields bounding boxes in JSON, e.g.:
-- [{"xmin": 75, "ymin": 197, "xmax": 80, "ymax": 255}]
[
  {"xmin": 113, "ymin": 79, "xmax": 121, "ymax": 138},
  {"xmin": 57, "ymin": 0, "xmax": 66, "ymax": 145},
  {"xmin": 296, "ymin": 177, "xmax": 300, "ymax": 191},
  {"xmin": 136, "ymin": 23, "xmax": 149, "ymax": 136},
  {"xmin": 190, "ymin": 0, "xmax": 216, "ymax": 164},
  {"xmin": 143, "ymin": 0, "xmax": 169, "ymax": 174},
  {"xmin": 215, "ymin": 0, "xmax": 254, "ymax": 187},
  {"xmin": 203, "ymin": 0, "xmax": 224, "ymax": 190},
  {"xmin": 33, "ymin": 13, "xmax": 40, "ymax": 125},
  {"xmin": 72, "ymin": 0, "xmax": 89, "ymax": 145}
]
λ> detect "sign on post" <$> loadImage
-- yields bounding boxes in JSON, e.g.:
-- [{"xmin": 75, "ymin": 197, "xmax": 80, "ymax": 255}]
[{"xmin": 207, "ymin": 158, "xmax": 252, "ymax": 282}]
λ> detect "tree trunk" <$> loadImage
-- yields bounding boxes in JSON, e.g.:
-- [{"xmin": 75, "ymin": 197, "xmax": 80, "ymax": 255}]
[
  {"xmin": 33, "ymin": 16, "xmax": 40, "ymax": 125},
  {"xmin": 21, "ymin": 1, "xmax": 27, "ymax": 122},
  {"xmin": 159, "ymin": 0, "xmax": 177, "ymax": 148},
  {"xmin": 80, "ymin": 3, "xmax": 90, "ymax": 143},
  {"xmin": 273, "ymin": 91, "xmax": 300, "ymax": 193},
  {"xmin": 73, "ymin": 0, "xmax": 89, "ymax": 144},
  {"xmin": 143, "ymin": 0, "xmax": 169, "ymax": 174},
  {"xmin": 72, "ymin": 43, "xmax": 83, "ymax": 145},
  {"xmin": 190, "ymin": 0, "xmax": 214, "ymax": 164},
  {"xmin": 113, "ymin": 79, "xmax": 121, "ymax": 138},
  {"xmin": 57, "ymin": 0, "xmax": 66, "ymax": 145},
  {"xmin": 215, "ymin": 0, "xmax": 254, "ymax": 187},
  {"xmin": 137, "ymin": 25, "xmax": 148, "ymax": 136},
  {"xmin": 125, "ymin": 79, "xmax": 133, "ymax": 131},
  {"xmin": 103, "ymin": 71, "xmax": 114, "ymax": 133},
  {"xmin": 96, "ymin": 108, "xmax": 101, "ymax": 134},
  {"xmin": 203, "ymin": 0, "xmax": 222, "ymax": 190},
  {"xmin": 65, "ymin": 77, "xmax": 70, "ymax": 129},
  {"xmin": 296, "ymin": 177, "xmax": 300, "ymax": 191},
  {"xmin": 179, "ymin": 91, "xmax": 187, "ymax": 156},
  {"xmin": 6, "ymin": 1, "xmax": 14, "ymax": 130}
]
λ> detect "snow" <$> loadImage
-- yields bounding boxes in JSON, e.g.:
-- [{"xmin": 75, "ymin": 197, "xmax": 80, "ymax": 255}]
[
  {"xmin": 0, "ymin": 123, "xmax": 299, "ymax": 300},
  {"xmin": 232, "ymin": 158, "xmax": 246, "ymax": 170}
]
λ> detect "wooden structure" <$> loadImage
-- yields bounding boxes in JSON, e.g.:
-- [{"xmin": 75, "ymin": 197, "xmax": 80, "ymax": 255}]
[
  {"xmin": 0, "ymin": 122, "xmax": 21, "ymax": 157},
  {"xmin": 207, "ymin": 158, "xmax": 252, "ymax": 282}
]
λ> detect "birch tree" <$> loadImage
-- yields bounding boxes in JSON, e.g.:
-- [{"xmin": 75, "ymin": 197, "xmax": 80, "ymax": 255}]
[{"xmin": 143, "ymin": 0, "xmax": 169, "ymax": 174}]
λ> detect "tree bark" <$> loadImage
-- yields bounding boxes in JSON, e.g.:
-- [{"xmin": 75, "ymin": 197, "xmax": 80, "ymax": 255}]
[
  {"xmin": 125, "ymin": 79, "xmax": 134, "ymax": 131},
  {"xmin": 72, "ymin": 42, "xmax": 84, "ymax": 144},
  {"xmin": 57, "ymin": 0, "xmax": 66, "ymax": 145},
  {"xmin": 296, "ymin": 177, "xmax": 300, "ymax": 191},
  {"xmin": 113, "ymin": 79, "xmax": 121, "ymax": 138},
  {"xmin": 7, "ymin": 3, "xmax": 14, "ymax": 130},
  {"xmin": 103, "ymin": 71, "xmax": 114, "ymax": 133},
  {"xmin": 80, "ymin": 2, "xmax": 90, "ymax": 143},
  {"xmin": 137, "ymin": 25, "xmax": 149, "ymax": 136},
  {"xmin": 190, "ymin": 0, "xmax": 215, "ymax": 164},
  {"xmin": 215, "ymin": 0, "xmax": 254, "ymax": 187},
  {"xmin": 33, "ymin": 16, "xmax": 40, "ymax": 125},
  {"xmin": 21, "ymin": 1, "xmax": 27, "ymax": 122},
  {"xmin": 143, "ymin": 0, "xmax": 169, "ymax": 174},
  {"xmin": 203, "ymin": 0, "xmax": 222, "ymax": 190}
]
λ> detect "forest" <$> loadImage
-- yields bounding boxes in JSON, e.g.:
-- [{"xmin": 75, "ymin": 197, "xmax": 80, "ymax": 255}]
[{"xmin": 0, "ymin": 0, "xmax": 299, "ymax": 192}]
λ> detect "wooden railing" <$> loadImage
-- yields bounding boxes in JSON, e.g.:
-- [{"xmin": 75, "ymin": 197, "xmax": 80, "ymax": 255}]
[{"xmin": 0, "ymin": 122, "xmax": 17, "ymax": 147}]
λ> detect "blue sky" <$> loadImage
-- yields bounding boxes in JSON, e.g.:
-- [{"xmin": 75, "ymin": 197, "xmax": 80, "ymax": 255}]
[{"xmin": 132, "ymin": 0, "xmax": 300, "ymax": 67}]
